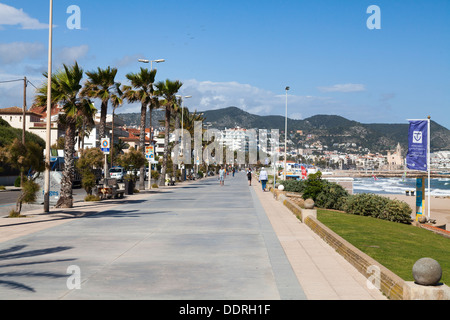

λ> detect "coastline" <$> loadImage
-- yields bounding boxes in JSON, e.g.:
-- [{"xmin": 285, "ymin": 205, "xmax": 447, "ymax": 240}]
[{"xmin": 383, "ymin": 194, "xmax": 450, "ymax": 230}]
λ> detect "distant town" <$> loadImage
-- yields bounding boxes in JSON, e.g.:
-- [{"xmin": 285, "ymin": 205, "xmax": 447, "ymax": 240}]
[{"xmin": 1, "ymin": 104, "xmax": 449, "ymax": 173}]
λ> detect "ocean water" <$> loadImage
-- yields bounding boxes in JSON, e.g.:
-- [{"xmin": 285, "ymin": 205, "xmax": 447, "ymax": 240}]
[{"xmin": 353, "ymin": 177, "xmax": 450, "ymax": 197}]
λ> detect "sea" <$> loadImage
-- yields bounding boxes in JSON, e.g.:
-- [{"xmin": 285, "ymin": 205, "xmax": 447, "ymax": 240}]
[{"xmin": 353, "ymin": 177, "xmax": 450, "ymax": 197}]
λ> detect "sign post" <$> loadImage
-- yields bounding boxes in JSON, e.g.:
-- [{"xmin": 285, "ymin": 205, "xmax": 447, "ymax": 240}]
[
  {"xmin": 406, "ymin": 117, "xmax": 431, "ymax": 220},
  {"xmin": 101, "ymin": 138, "xmax": 110, "ymax": 179},
  {"xmin": 145, "ymin": 145, "xmax": 155, "ymax": 189}
]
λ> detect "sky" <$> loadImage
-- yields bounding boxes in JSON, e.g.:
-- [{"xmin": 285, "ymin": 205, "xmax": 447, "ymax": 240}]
[{"xmin": 0, "ymin": 0, "xmax": 449, "ymax": 129}]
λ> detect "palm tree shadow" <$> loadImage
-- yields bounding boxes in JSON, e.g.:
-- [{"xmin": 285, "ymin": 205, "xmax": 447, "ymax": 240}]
[{"xmin": 0, "ymin": 244, "xmax": 74, "ymax": 293}]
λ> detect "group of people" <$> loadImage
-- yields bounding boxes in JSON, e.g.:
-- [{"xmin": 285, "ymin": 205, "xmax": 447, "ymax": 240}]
[
  {"xmin": 218, "ymin": 166, "xmax": 269, "ymax": 192},
  {"xmin": 218, "ymin": 166, "xmax": 236, "ymax": 186}
]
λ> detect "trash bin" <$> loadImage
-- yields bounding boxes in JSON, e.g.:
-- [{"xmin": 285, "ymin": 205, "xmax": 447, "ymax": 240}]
[{"xmin": 125, "ymin": 180, "xmax": 134, "ymax": 195}]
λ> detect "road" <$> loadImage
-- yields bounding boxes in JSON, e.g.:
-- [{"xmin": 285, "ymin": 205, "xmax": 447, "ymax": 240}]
[{"xmin": 0, "ymin": 173, "xmax": 306, "ymax": 300}]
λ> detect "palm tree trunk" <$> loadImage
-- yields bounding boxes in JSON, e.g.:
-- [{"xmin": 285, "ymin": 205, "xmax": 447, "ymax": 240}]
[
  {"xmin": 56, "ymin": 121, "xmax": 76, "ymax": 208},
  {"xmin": 160, "ymin": 107, "xmax": 171, "ymax": 186},
  {"xmin": 139, "ymin": 103, "xmax": 146, "ymax": 190},
  {"xmin": 173, "ymin": 112, "xmax": 180, "ymax": 182},
  {"xmin": 148, "ymin": 105, "xmax": 153, "ymax": 143},
  {"xmin": 99, "ymin": 100, "xmax": 108, "ymax": 139}
]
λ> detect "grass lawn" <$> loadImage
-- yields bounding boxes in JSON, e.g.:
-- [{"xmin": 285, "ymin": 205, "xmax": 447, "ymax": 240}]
[{"xmin": 316, "ymin": 209, "xmax": 450, "ymax": 283}]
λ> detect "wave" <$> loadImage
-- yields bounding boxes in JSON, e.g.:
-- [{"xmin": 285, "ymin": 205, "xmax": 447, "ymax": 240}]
[{"xmin": 353, "ymin": 177, "xmax": 450, "ymax": 196}]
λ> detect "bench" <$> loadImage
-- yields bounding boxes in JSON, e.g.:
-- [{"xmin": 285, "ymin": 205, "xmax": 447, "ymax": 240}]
[{"xmin": 96, "ymin": 178, "xmax": 125, "ymax": 199}]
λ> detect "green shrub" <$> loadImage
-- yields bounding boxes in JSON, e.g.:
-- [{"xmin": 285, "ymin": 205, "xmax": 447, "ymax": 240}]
[
  {"xmin": 14, "ymin": 176, "xmax": 21, "ymax": 187},
  {"xmin": 383, "ymin": 199, "xmax": 412, "ymax": 224},
  {"xmin": 21, "ymin": 180, "xmax": 40, "ymax": 203},
  {"xmin": 315, "ymin": 181, "xmax": 349, "ymax": 211},
  {"xmin": 8, "ymin": 209, "xmax": 25, "ymax": 218},
  {"xmin": 84, "ymin": 194, "xmax": 101, "ymax": 202},
  {"xmin": 344, "ymin": 193, "xmax": 389, "ymax": 218},
  {"xmin": 344, "ymin": 193, "xmax": 411, "ymax": 224},
  {"xmin": 151, "ymin": 183, "xmax": 159, "ymax": 188},
  {"xmin": 301, "ymin": 172, "xmax": 324, "ymax": 201},
  {"xmin": 279, "ymin": 179, "xmax": 305, "ymax": 193},
  {"xmin": 0, "ymin": 185, "xmax": 5, "ymax": 190}
]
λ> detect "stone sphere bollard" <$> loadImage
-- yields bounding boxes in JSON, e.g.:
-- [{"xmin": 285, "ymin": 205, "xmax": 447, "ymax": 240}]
[
  {"xmin": 278, "ymin": 184, "xmax": 285, "ymax": 191},
  {"xmin": 418, "ymin": 215, "xmax": 427, "ymax": 223},
  {"xmin": 412, "ymin": 257, "xmax": 442, "ymax": 286},
  {"xmin": 304, "ymin": 198, "xmax": 315, "ymax": 209}
]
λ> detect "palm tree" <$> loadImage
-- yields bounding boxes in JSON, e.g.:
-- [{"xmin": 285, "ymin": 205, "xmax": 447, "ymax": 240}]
[
  {"xmin": 109, "ymin": 83, "xmax": 123, "ymax": 168},
  {"xmin": 154, "ymin": 79, "xmax": 183, "ymax": 185},
  {"xmin": 122, "ymin": 67, "xmax": 157, "ymax": 190},
  {"xmin": 34, "ymin": 62, "xmax": 96, "ymax": 208},
  {"xmin": 81, "ymin": 66, "xmax": 120, "ymax": 142}
]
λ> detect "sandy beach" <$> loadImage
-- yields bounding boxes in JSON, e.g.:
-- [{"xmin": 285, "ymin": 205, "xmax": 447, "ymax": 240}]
[{"xmin": 384, "ymin": 194, "xmax": 450, "ymax": 230}]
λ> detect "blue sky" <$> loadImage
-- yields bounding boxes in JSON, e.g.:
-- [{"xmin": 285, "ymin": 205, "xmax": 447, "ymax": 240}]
[{"xmin": 1, "ymin": 0, "xmax": 449, "ymax": 129}]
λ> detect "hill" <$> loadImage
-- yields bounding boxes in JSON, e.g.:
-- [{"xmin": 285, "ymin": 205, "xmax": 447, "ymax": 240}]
[{"xmin": 117, "ymin": 107, "xmax": 450, "ymax": 153}]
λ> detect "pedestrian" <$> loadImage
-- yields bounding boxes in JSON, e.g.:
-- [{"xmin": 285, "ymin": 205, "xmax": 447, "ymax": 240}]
[
  {"xmin": 232, "ymin": 167, "xmax": 235, "ymax": 177},
  {"xmin": 219, "ymin": 166, "xmax": 225, "ymax": 186},
  {"xmin": 259, "ymin": 167, "xmax": 268, "ymax": 192},
  {"xmin": 247, "ymin": 168, "xmax": 252, "ymax": 186}
]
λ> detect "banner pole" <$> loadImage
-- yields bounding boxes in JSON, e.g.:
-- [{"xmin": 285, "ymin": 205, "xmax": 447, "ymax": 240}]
[{"xmin": 427, "ymin": 116, "xmax": 431, "ymax": 219}]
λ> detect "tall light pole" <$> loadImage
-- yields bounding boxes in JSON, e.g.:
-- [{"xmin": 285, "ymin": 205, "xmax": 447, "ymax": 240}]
[
  {"xmin": 138, "ymin": 58, "xmax": 165, "ymax": 71},
  {"xmin": 138, "ymin": 58, "xmax": 165, "ymax": 188},
  {"xmin": 176, "ymin": 95, "xmax": 192, "ymax": 181},
  {"xmin": 284, "ymin": 86, "xmax": 289, "ymax": 181},
  {"xmin": 44, "ymin": 0, "xmax": 53, "ymax": 213}
]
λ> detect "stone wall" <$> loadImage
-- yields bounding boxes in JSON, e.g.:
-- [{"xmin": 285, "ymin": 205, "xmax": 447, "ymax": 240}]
[{"xmin": 303, "ymin": 215, "xmax": 404, "ymax": 300}]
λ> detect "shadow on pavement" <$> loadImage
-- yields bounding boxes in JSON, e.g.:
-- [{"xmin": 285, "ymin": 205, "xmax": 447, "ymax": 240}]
[{"xmin": 0, "ymin": 245, "xmax": 74, "ymax": 292}]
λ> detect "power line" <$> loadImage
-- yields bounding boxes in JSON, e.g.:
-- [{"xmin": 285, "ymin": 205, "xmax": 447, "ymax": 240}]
[
  {"xmin": 0, "ymin": 79, "xmax": 24, "ymax": 84},
  {"xmin": 26, "ymin": 80, "xmax": 38, "ymax": 90}
]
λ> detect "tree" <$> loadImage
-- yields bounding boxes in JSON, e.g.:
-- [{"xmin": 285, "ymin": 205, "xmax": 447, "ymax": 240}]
[
  {"xmin": 109, "ymin": 83, "xmax": 123, "ymax": 168},
  {"xmin": 34, "ymin": 62, "xmax": 96, "ymax": 208},
  {"xmin": 122, "ymin": 67, "xmax": 157, "ymax": 190},
  {"xmin": 0, "ymin": 139, "xmax": 44, "ymax": 215},
  {"xmin": 114, "ymin": 139, "xmax": 129, "ymax": 155},
  {"xmin": 81, "ymin": 66, "xmax": 121, "ymax": 142},
  {"xmin": 76, "ymin": 147, "xmax": 104, "ymax": 195},
  {"xmin": 154, "ymin": 79, "xmax": 183, "ymax": 185},
  {"xmin": 116, "ymin": 147, "xmax": 147, "ymax": 182}
]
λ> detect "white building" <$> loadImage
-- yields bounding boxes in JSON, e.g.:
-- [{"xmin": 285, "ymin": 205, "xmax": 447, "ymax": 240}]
[{"xmin": 0, "ymin": 106, "xmax": 61, "ymax": 145}]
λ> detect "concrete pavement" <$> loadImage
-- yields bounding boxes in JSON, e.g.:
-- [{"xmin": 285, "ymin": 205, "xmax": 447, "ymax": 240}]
[{"xmin": 0, "ymin": 173, "xmax": 386, "ymax": 300}]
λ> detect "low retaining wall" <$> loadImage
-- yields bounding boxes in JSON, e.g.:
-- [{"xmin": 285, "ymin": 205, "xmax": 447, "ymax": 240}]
[
  {"xmin": 303, "ymin": 215, "xmax": 404, "ymax": 300},
  {"xmin": 273, "ymin": 189, "xmax": 405, "ymax": 300}
]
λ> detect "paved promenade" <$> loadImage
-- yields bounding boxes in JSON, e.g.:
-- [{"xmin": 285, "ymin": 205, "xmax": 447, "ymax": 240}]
[{"xmin": 0, "ymin": 173, "xmax": 385, "ymax": 300}]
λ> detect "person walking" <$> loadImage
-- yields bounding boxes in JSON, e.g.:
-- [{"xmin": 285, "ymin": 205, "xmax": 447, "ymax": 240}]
[
  {"xmin": 247, "ymin": 168, "xmax": 252, "ymax": 186},
  {"xmin": 259, "ymin": 167, "xmax": 269, "ymax": 191},
  {"xmin": 219, "ymin": 166, "xmax": 225, "ymax": 186}
]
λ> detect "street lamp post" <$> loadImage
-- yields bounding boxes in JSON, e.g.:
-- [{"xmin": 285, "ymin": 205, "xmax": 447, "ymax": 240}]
[
  {"xmin": 44, "ymin": 0, "xmax": 54, "ymax": 213},
  {"xmin": 138, "ymin": 58, "xmax": 165, "ymax": 189},
  {"xmin": 176, "ymin": 95, "xmax": 192, "ymax": 181},
  {"xmin": 284, "ymin": 86, "xmax": 289, "ymax": 181},
  {"xmin": 138, "ymin": 58, "xmax": 165, "ymax": 71}
]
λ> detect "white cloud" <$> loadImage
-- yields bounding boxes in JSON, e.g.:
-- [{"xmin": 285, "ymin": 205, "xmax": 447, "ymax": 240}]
[
  {"xmin": 317, "ymin": 83, "xmax": 366, "ymax": 93},
  {"xmin": 0, "ymin": 42, "xmax": 46, "ymax": 64},
  {"xmin": 114, "ymin": 54, "xmax": 146, "ymax": 68},
  {"xmin": 0, "ymin": 3, "xmax": 48, "ymax": 30},
  {"xmin": 177, "ymin": 79, "xmax": 339, "ymax": 119},
  {"xmin": 55, "ymin": 45, "xmax": 90, "ymax": 65}
]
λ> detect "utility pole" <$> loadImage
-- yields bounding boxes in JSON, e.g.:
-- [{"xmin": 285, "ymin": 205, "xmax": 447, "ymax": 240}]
[
  {"xmin": 22, "ymin": 76, "xmax": 27, "ymax": 144},
  {"xmin": 21, "ymin": 76, "xmax": 27, "ymax": 187},
  {"xmin": 44, "ymin": 0, "xmax": 54, "ymax": 213}
]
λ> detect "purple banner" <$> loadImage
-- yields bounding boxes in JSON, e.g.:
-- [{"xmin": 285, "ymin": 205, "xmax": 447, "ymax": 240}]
[{"xmin": 406, "ymin": 120, "xmax": 428, "ymax": 171}]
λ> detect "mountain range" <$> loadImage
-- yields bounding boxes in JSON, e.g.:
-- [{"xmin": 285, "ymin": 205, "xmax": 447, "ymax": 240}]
[{"xmin": 117, "ymin": 107, "xmax": 450, "ymax": 154}]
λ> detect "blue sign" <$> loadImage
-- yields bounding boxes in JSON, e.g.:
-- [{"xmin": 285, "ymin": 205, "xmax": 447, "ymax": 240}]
[
  {"xmin": 406, "ymin": 120, "xmax": 428, "ymax": 171},
  {"xmin": 101, "ymin": 138, "xmax": 110, "ymax": 153}
]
